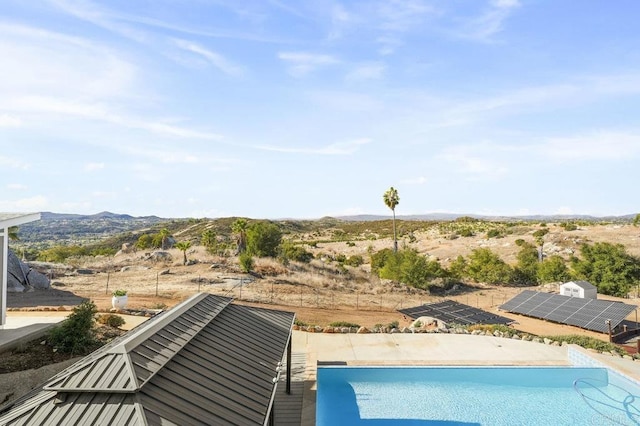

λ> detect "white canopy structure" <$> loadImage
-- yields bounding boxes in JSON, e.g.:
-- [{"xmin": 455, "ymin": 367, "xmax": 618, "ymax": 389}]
[{"xmin": 0, "ymin": 212, "xmax": 40, "ymax": 327}]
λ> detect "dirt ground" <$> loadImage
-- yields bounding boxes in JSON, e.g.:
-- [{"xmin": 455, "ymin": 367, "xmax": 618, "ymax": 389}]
[{"xmin": 10, "ymin": 223, "xmax": 640, "ymax": 341}]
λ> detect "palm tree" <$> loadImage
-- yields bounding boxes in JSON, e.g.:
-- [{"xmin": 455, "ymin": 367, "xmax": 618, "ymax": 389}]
[
  {"xmin": 201, "ymin": 229, "xmax": 216, "ymax": 248},
  {"xmin": 231, "ymin": 219, "xmax": 248, "ymax": 255},
  {"xmin": 175, "ymin": 241, "xmax": 192, "ymax": 265},
  {"xmin": 383, "ymin": 187, "xmax": 400, "ymax": 252},
  {"xmin": 533, "ymin": 229, "xmax": 549, "ymax": 262},
  {"xmin": 8, "ymin": 226, "xmax": 19, "ymax": 241},
  {"xmin": 158, "ymin": 228, "xmax": 170, "ymax": 250}
]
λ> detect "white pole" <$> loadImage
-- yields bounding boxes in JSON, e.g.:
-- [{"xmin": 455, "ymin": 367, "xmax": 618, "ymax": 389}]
[{"xmin": 1, "ymin": 228, "xmax": 7, "ymax": 327}]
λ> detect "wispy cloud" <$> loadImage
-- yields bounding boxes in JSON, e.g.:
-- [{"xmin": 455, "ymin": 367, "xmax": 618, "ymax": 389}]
[
  {"xmin": 84, "ymin": 162, "xmax": 105, "ymax": 172},
  {"xmin": 401, "ymin": 176, "xmax": 427, "ymax": 185},
  {"xmin": 48, "ymin": 0, "xmax": 149, "ymax": 43},
  {"xmin": 345, "ymin": 63, "xmax": 386, "ymax": 82},
  {"xmin": 457, "ymin": 0, "xmax": 521, "ymax": 42},
  {"xmin": 540, "ymin": 131, "xmax": 640, "ymax": 162},
  {"xmin": 0, "ymin": 156, "xmax": 29, "ymax": 170},
  {"xmin": 0, "ymin": 195, "xmax": 48, "ymax": 211},
  {"xmin": 6, "ymin": 183, "xmax": 27, "ymax": 190},
  {"xmin": 172, "ymin": 39, "xmax": 245, "ymax": 76},
  {"xmin": 0, "ymin": 114, "xmax": 22, "ymax": 127},
  {"xmin": 258, "ymin": 138, "xmax": 371, "ymax": 155},
  {"xmin": 377, "ymin": 0, "xmax": 437, "ymax": 32},
  {"xmin": 278, "ymin": 52, "xmax": 339, "ymax": 77},
  {"xmin": 438, "ymin": 143, "xmax": 510, "ymax": 180}
]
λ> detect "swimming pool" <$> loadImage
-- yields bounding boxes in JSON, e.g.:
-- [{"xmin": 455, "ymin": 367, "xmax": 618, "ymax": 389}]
[{"xmin": 316, "ymin": 366, "xmax": 640, "ymax": 425}]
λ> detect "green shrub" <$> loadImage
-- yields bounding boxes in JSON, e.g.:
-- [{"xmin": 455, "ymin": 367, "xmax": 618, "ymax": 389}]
[
  {"xmin": 459, "ymin": 228, "xmax": 474, "ymax": 237},
  {"xmin": 294, "ymin": 318, "xmax": 308, "ymax": 327},
  {"xmin": 97, "ymin": 313, "xmax": 126, "ymax": 328},
  {"xmin": 542, "ymin": 335, "xmax": 625, "ymax": 355},
  {"xmin": 279, "ymin": 243, "xmax": 314, "ymax": 263},
  {"xmin": 48, "ymin": 300, "xmax": 98, "ymax": 354},
  {"xmin": 388, "ymin": 320, "xmax": 399, "ymax": 330},
  {"xmin": 486, "ymin": 229, "xmax": 501, "ymax": 239},
  {"xmin": 112, "ymin": 289, "xmax": 127, "ymax": 296},
  {"xmin": 239, "ymin": 252, "xmax": 254, "ymax": 273},
  {"xmin": 329, "ymin": 321, "xmax": 360, "ymax": 328},
  {"xmin": 344, "ymin": 255, "xmax": 364, "ymax": 267},
  {"xmin": 560, "ymin": 222, "xmax": 578, "ymax": 231}
]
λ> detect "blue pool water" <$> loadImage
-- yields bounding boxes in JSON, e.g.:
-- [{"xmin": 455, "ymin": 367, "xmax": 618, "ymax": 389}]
[{"xmin": 316, "ymin": 367, "xmax": 640, "ymax": 425}]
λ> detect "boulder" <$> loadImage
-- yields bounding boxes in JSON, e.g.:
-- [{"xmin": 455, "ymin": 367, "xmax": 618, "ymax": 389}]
[
  {"xmin": 6, "ymin": 250, "xmax": 50, "ymax": 292},
  {"xmin": 146, "ymin": 251, "xmax": 173, "ymax": 262}
]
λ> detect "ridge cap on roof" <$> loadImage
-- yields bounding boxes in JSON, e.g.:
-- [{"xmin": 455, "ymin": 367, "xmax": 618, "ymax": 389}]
[{"xmin": 43, "ymin": 293, "xmax": 232, "ymax": 393}]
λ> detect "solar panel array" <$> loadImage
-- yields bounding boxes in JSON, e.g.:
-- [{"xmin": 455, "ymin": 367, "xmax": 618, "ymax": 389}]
[
  {"xmin": 499, "ymin": 290, "xmax": 637, "ymax": 333},
  {"xmin": 399, "ymin": 300, "xmax": 514, "ymax": 326}
]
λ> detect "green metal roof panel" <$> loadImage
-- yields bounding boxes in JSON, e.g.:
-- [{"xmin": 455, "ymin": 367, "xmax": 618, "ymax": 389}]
[{"xmin": 0, "ymin": 294, "xmax": 295, "ymax": 426}]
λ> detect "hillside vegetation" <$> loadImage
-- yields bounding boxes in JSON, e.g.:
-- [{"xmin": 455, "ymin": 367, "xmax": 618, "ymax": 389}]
[{"xmin": 12, "ymin": 215, "xmax": 640, "ymax": 298}]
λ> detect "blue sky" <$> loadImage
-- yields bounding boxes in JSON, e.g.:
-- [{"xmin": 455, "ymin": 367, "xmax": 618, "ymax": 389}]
[{"xmin": 1, "ymin": 0, "xmax": 639, "ymax": 219}]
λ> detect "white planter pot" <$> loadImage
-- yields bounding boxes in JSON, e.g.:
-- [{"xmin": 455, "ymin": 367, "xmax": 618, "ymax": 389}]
[{"xmin": 112, "ymin": 295, "xmax": 128, "ymax": 310}]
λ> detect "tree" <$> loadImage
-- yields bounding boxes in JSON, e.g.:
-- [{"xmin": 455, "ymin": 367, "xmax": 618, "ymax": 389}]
[
  {"xmin": 8, "ymin": 226, "xmax": 19, "ymax": 241},
  {"xmin": 571, "ymin": 242, "xmax": 640, "ymax": 297},
  {"xmin": 375, "ymin": 248, "xmax": 445, "ymax": 290},
  {"xmin": 513, "ymin": 242, "xmax": 539, "ymax": 284},
  {"xmin": 175, "ymin": 241, "xmax": 192, "ymax": 265},
  {"xmin": 537, "ymin": 255, "xmax": 570, "ymax": 283},
  {"xmin": 383, "ymin": 187, "xmax": 400, "ymax": 252},
  {"xmin": 231, "ymin": 219, "xmax": 248, "ymax": 254},
  {"xmin": 466, "ymin": 248, "xmax": 513, "ymax": 285},
  {"xmin": 158, "ymin": 228, "xmax": 170, "ymax": 250},
  {"xmin": 201, "ymin": 229, "xmax": 216, "ymax": 248},
  {"xmin": 532, "ymin": 229, "xmax": 549, "ymax": 262},
  {"xmin": 447, "ymin": 255, "xmax": 468, "ymax": 281},
  {"xmin": 634, "ymin": 213, "xmax": 640, "ymax": 227},
  {"xmin": 370, "ymin": 248, "xmax": 395, "ymax": 275},
  {"xmin": 246, "ymin": 222, "xmax": 282, "ymax": 257},
  {"xmin": 136, "ymin": 234, "xmax": 153, "ymax": 250}
]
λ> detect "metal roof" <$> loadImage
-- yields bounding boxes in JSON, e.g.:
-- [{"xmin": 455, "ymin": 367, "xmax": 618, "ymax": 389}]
[
  {"xmin": 0, "ymin": 212, "xmax": 41, "ymax": 229},
  {"xmin": 561, "ymin": 280, "xmax": 596, "ymax": 290},
  {"xmin": 0, "ymin": 293, "xmax": 295, "ymax": 425},
  {"xmin": 500, "ymin": 290, "xmax": 636, "ymax": 333},
  {"xmin": 399, "ymin": 300, "xmax": 514, "ymax": 326}
]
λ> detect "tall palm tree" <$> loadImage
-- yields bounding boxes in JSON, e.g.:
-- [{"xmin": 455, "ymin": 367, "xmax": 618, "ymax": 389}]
[
  {"xmin": 231, "ymin": 219, "xmax": 248, "ymax": 255},
  {"xmin": 175, "ymin": 241, "xmax": 192, "ymax": 265},
  {"xmin": 383, "ymin": 187, "xmax": 400, "ymax": 252}
]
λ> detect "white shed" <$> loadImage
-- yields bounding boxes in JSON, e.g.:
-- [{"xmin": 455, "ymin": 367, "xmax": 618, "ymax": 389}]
[{"xmin": 560, "ymin": 280, "xmax": 597, "ymax": 299}]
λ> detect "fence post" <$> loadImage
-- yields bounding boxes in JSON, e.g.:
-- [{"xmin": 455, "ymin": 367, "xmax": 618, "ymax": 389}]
[
  {"xmin": 105, "ymin": 272, "xmax": 110, "ymax": 295},
  {"xmin": 198, "ymin": 275, "xmax": 201, "ymax": 292},
  {"xmin": 155, "ymin": 272, "xmax": 159, "ymax": 297}
]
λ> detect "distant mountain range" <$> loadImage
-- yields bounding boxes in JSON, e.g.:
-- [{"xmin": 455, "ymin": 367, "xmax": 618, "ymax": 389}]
[
  {"xmin": 336, "ymin": 213, "xmax": 636, "ymax": 222},
  {"xmin": 13, "ymin": 210, "xmax": 635, "ymax": 246},
  {"xmin": 39, "ymin": 211, "xmax": 162, "ymax": 221},
  {"xmin": 17, "ymin": 211, "xmax": 167, "ymax": 244}
]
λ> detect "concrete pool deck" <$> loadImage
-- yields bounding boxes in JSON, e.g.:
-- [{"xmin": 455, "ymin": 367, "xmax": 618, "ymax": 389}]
[{"xmin": 289, "ymin": 331, "xmax": 640, "ymax": 426}]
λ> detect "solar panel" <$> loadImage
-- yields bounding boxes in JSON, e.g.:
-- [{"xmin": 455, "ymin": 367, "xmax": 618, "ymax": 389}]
[
  {"xmin": 499, "ymin": 291, "xmax": 637, "ymax": 333},
  {"xmin": 399, "ymin": 300, "xmax": 514, "ymax": 326}
]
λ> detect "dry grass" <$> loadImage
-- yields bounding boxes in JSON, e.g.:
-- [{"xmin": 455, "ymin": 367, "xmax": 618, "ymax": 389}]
[{"xmin": 43, "ymin": 223, "xmax": 640, "ymax": 338}]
